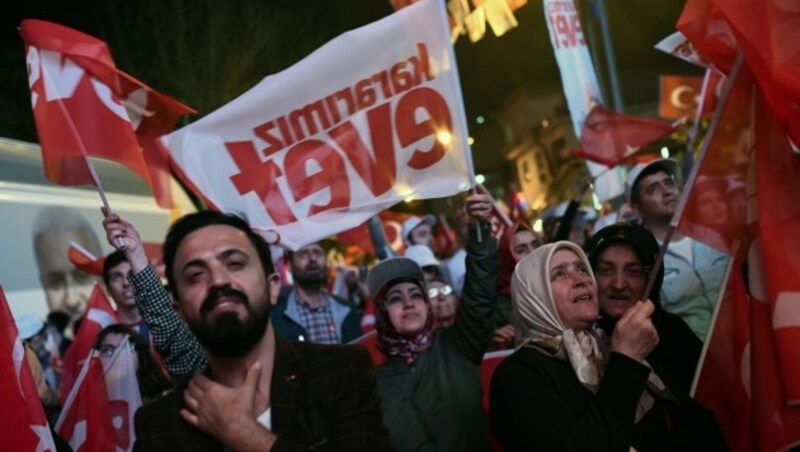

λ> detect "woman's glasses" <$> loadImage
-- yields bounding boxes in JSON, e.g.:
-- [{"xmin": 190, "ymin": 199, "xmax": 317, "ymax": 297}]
[{"xmin": 427, "ymin": 285, "xmax": 453, "ymax": 298}]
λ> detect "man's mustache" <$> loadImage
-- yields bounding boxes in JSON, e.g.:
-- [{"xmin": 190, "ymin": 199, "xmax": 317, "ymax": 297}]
[{"xmin": 200, "ymin": 286, "xmax": 249, "ymax": 317}]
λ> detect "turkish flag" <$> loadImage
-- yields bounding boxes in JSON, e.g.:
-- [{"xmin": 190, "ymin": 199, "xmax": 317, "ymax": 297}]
[
  {"xmin": 56, "ymin": 354, "xmax": 117, "ymax": 452},
  {"xmin": 68, "ymin": 242, "xmax": 105, "ymax": 276},
  {"xmin": 658, "ymin": 73, "xmax": 725, "ymax": 120},
  {"xmin": 0, "ymin": 286, "xmax": 56, "ymax": 451},
  {"xmin": 337, "ymin": 211, "xmax": 410, "ymax": 257},
  {"xmin": 693, "ymin": 88, "xmax": 800, "ymax": 451},
  {"xmin": 574, "ymin": 106, "xmax": 681, "ymax": 168},
  {"xmin": 675, "ymin": 0, "xmax": 739, "ymax": 75},
  {"xmin": 59, "ymin": 285, "xmax": 119, "ymax": 403},
  {"xmin": 677, "ymin": 64, "xmax": 753, "ymax": 258},
  {"xmin": 692, "ymin": 259, "xmax": 750, "ymax": 450},
  {"xmin": 20, "ymin": 19, "xmax": 195, "ymax": 208},
  {"xmin": 709, "ymin": 0, "xmax": 800, "ymax": 153},
  {"xmin": 752, "ymin": 92, "xmax": 800, "ymax": 405},
  {"xmin": 433, "ymin": 214, "xmax": 458, "ymax": 258}
]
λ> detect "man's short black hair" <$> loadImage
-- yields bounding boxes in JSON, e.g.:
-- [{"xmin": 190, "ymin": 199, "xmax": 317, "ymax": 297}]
[
  {"xmin": 103, "ymin": 250, "xmax": 129, "ymax": 287},
  {"xmin": 631, "ymin": 162, "xmax": 675, "ymax": 205},
  {"xmin": 163, "ymin": 211, "xmax": 275, "ymax": 299}
]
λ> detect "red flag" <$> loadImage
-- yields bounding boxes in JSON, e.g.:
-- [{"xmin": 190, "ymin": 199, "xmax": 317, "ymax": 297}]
[
  {"xmin": 507, "ymin": 189, "xmax": 528, "ymax": 224},
  {"xmin": 710, "ymin": 0, "xmax": 800, "ymax": 151},
  {"xmin": 677, "ymin": 65, "xmax": 753, "ymax": 257},
  {"xmin": 0, "ymin": 286, "xmax": 56, "ymax": 451},
  {"xmin": 56, "ymin": 354, "xmax": 117, "ymax": 451},
  {"xmin": 337, "ymin": 211, "xmax": 410, "ymax": 257},
  {"xmin": 68, "ymin": 242, "xmax": 105, "ymax": 276},
  {"xmin": 59, "ymin": 285, "xmax": 119, "ymax": 403},
  {"xmin": 693, "ymin": 89, "xmax": 800, "ymax": 451},
  {"xmin": 753, "ymin": 92, "xmax": 800, "ymax": 405},
  {"xmin": 675, "ymin": 0, "xmax": 739, "ymax": 75},
  {"xmin": 20, "ymin": 19, "xmax": 195, "ymax": 208},
  {"xmin": 574, "ymin": 106, "xmax": 681, "ymax": 167},
  {"xmin": 692, "ymin": 259, "xmax": 751, "ymax": 450},
  {"xmin": 481, "ymin": 349, "xmax": 513, "ymax": 452},
  {"xmin": 433, "ymin": 214, "xmax": 458, "ymax": 257},
  {"xmin": 349, "ymin": 330, "xmax": 387, "ymax": 367}
]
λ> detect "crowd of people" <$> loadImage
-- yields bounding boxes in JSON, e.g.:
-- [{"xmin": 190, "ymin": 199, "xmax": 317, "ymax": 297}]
[{"xmin": 17, "ymin": 158, "xmax": 733, "ymax": 451}]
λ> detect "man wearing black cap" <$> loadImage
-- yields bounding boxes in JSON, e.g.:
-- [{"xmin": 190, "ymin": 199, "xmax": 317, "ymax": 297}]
[
  {"xmin": 585, "ymin": 223, "xmax": 702, "ymax": 392},
  {"xmin": 625, "ymin": 159, "xmax": 728, "ymax": 341}
]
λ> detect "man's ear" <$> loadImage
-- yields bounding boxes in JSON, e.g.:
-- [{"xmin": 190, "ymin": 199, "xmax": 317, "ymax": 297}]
[{"xmin": 268, "ymin": 273, "xmax": 281, "ymax": 307}]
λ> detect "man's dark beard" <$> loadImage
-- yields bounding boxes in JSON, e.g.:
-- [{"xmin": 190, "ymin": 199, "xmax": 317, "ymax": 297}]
[
  {"xmin": 291, "ymin": 263, "xmax": 327, "ymax": 290},
  {"xmin": 188, "ymin": 286, "xmax": 270, "ymax": 358}
]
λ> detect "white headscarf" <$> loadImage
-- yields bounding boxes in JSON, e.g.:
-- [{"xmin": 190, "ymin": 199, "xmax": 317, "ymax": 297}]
[
  {"xmin": 511, "ymin": 241, "xmax": 605, "ymax": 388},
  {"xmin": 512, "ymin": 241, "xmax": 669, "ymax": 421}
]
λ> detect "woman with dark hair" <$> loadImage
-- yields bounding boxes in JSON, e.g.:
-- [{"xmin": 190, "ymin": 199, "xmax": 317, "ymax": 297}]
[
  {"xmin": 94, "ymin": 324, "xmax": 173, "ymax": 404},
  {"xmin": 490, "ymin": 242, "xmax": 724, "ymax": 451},
  {"xmin": 584, "ymin": 223, "xmax": 702, "ymax": 392},
  {"xmin": 366, "ymin": 189, "xmax": 497, "ymax": 451}
]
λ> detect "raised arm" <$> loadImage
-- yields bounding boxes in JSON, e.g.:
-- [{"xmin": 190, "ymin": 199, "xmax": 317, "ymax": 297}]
[
  {"xmin": 447, "ymin": 187, "xmax": 498, "ymax": 363},
  {"xmin": 102, "ymin": 210, "xmax": 207, "ymax": 379}
]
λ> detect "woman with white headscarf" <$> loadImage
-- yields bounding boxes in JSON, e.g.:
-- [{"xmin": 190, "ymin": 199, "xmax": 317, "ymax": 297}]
[{"xmin": 490, "ymin": 241, "xmax": 724, "ymax": 451}]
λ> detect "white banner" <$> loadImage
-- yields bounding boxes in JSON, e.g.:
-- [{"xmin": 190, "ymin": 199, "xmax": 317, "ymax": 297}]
[
  {"xmin": 163, "ymin": 0, "xmax": 472, "ymax": 250},
  {"xmin": 543, "ymin": 0, "xmax": 623, "ymax": 201}
]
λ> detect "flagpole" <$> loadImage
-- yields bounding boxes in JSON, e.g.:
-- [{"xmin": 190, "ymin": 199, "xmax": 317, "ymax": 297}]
[
  {"xmin": 41, "ymin": 68, "xmax": 126, "ymax": 249},
  {"xmin": 490, "ymin": 195, "xmax": 514, "ymax": 228},
  {"xmin": 641, "ymin": 54, "xmax": 744, "ymax": 302},
  {"xmin": 435, "ymin": 0, "xmax": 482, "ymax": 242},
  {"xmin": 55, "ymin": 349, "xmax": 95, "ymax": 431}
]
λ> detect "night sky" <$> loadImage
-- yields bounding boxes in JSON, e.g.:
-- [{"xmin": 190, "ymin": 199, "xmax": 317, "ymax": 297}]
[{"xmin": 2, "ymin": 0, "xmax": 699, "ymax": 142}]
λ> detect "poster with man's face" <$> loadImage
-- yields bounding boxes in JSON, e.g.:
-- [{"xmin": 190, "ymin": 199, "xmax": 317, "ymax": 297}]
[{"xmin": 0, "ymin": 182, "xmax": 176, "ymax": 320}]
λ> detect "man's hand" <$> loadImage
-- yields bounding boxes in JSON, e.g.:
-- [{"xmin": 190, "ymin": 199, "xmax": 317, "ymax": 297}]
[
  {"xmin": 181, "ymin": 362, "xmax": 277, "ymax": 451},
  {"xmin": 610, "ymin": 300, "xmax": 659, "ymax": 362},
  {"xmin": 464, "ymin": 185, "xmax": 492, "ymax": 222},
  {"xmin": 101, "ymin": 208, "xmax": 149, "ymax": 272}
]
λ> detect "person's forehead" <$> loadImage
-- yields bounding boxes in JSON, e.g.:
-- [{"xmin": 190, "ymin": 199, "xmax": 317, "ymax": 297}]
[
  {"xmin": 101, "ymin": 332, "xmax": 125, "ymax": 346},
  {"xmin": 109, "ymin": 260, "xmax": 132, "ymax": 274},
  {"xmin": 551, "ymin": 247, "xmax": 580, "ymax": 264},
  {"xmin": 599, "ymin": 243, "xmax": 640, "ymax": 264},
  {"xmin": 177, "ymin": 224, "xmax": 254, "ymax": 258},
  {"xmin": 297, "ymin": 242, "xmax": 323, "ymax": 253},
  {"xmin": 387, "ymin": 281, "xmax": 420, "ymax": 293},
  {"xmin": 34, "ymin": 228, "xmax": 93, "ymax": 269},
  {"xmin": 512, "ymin": 230, "xmax": 536, "ymax": 243},
  {"xmin": 413, "ymin": 223, "xmax": 431, "ymax": 232},
  {"xmin": 639, "ymin": 170, "xmax": 673, "ymax": 186}
]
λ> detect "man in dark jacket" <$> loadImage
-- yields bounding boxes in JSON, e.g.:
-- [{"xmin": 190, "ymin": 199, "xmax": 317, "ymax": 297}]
[
  {"xmin": 272, "ymin": 242, "xmax": 361, "ymax": 344},
  {"xmin": 584, "ymin": 222, "xmax": 702, "ymax": 392},
  {"xmin": 103, "ymin": 211, "xmax": 390, "ymax": 451}
]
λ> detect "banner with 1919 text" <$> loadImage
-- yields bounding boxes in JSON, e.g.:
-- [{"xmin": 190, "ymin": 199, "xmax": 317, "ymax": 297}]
[{"xmin": 544, "ymin": 0, "xmax": 624, "ymax": 202}]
